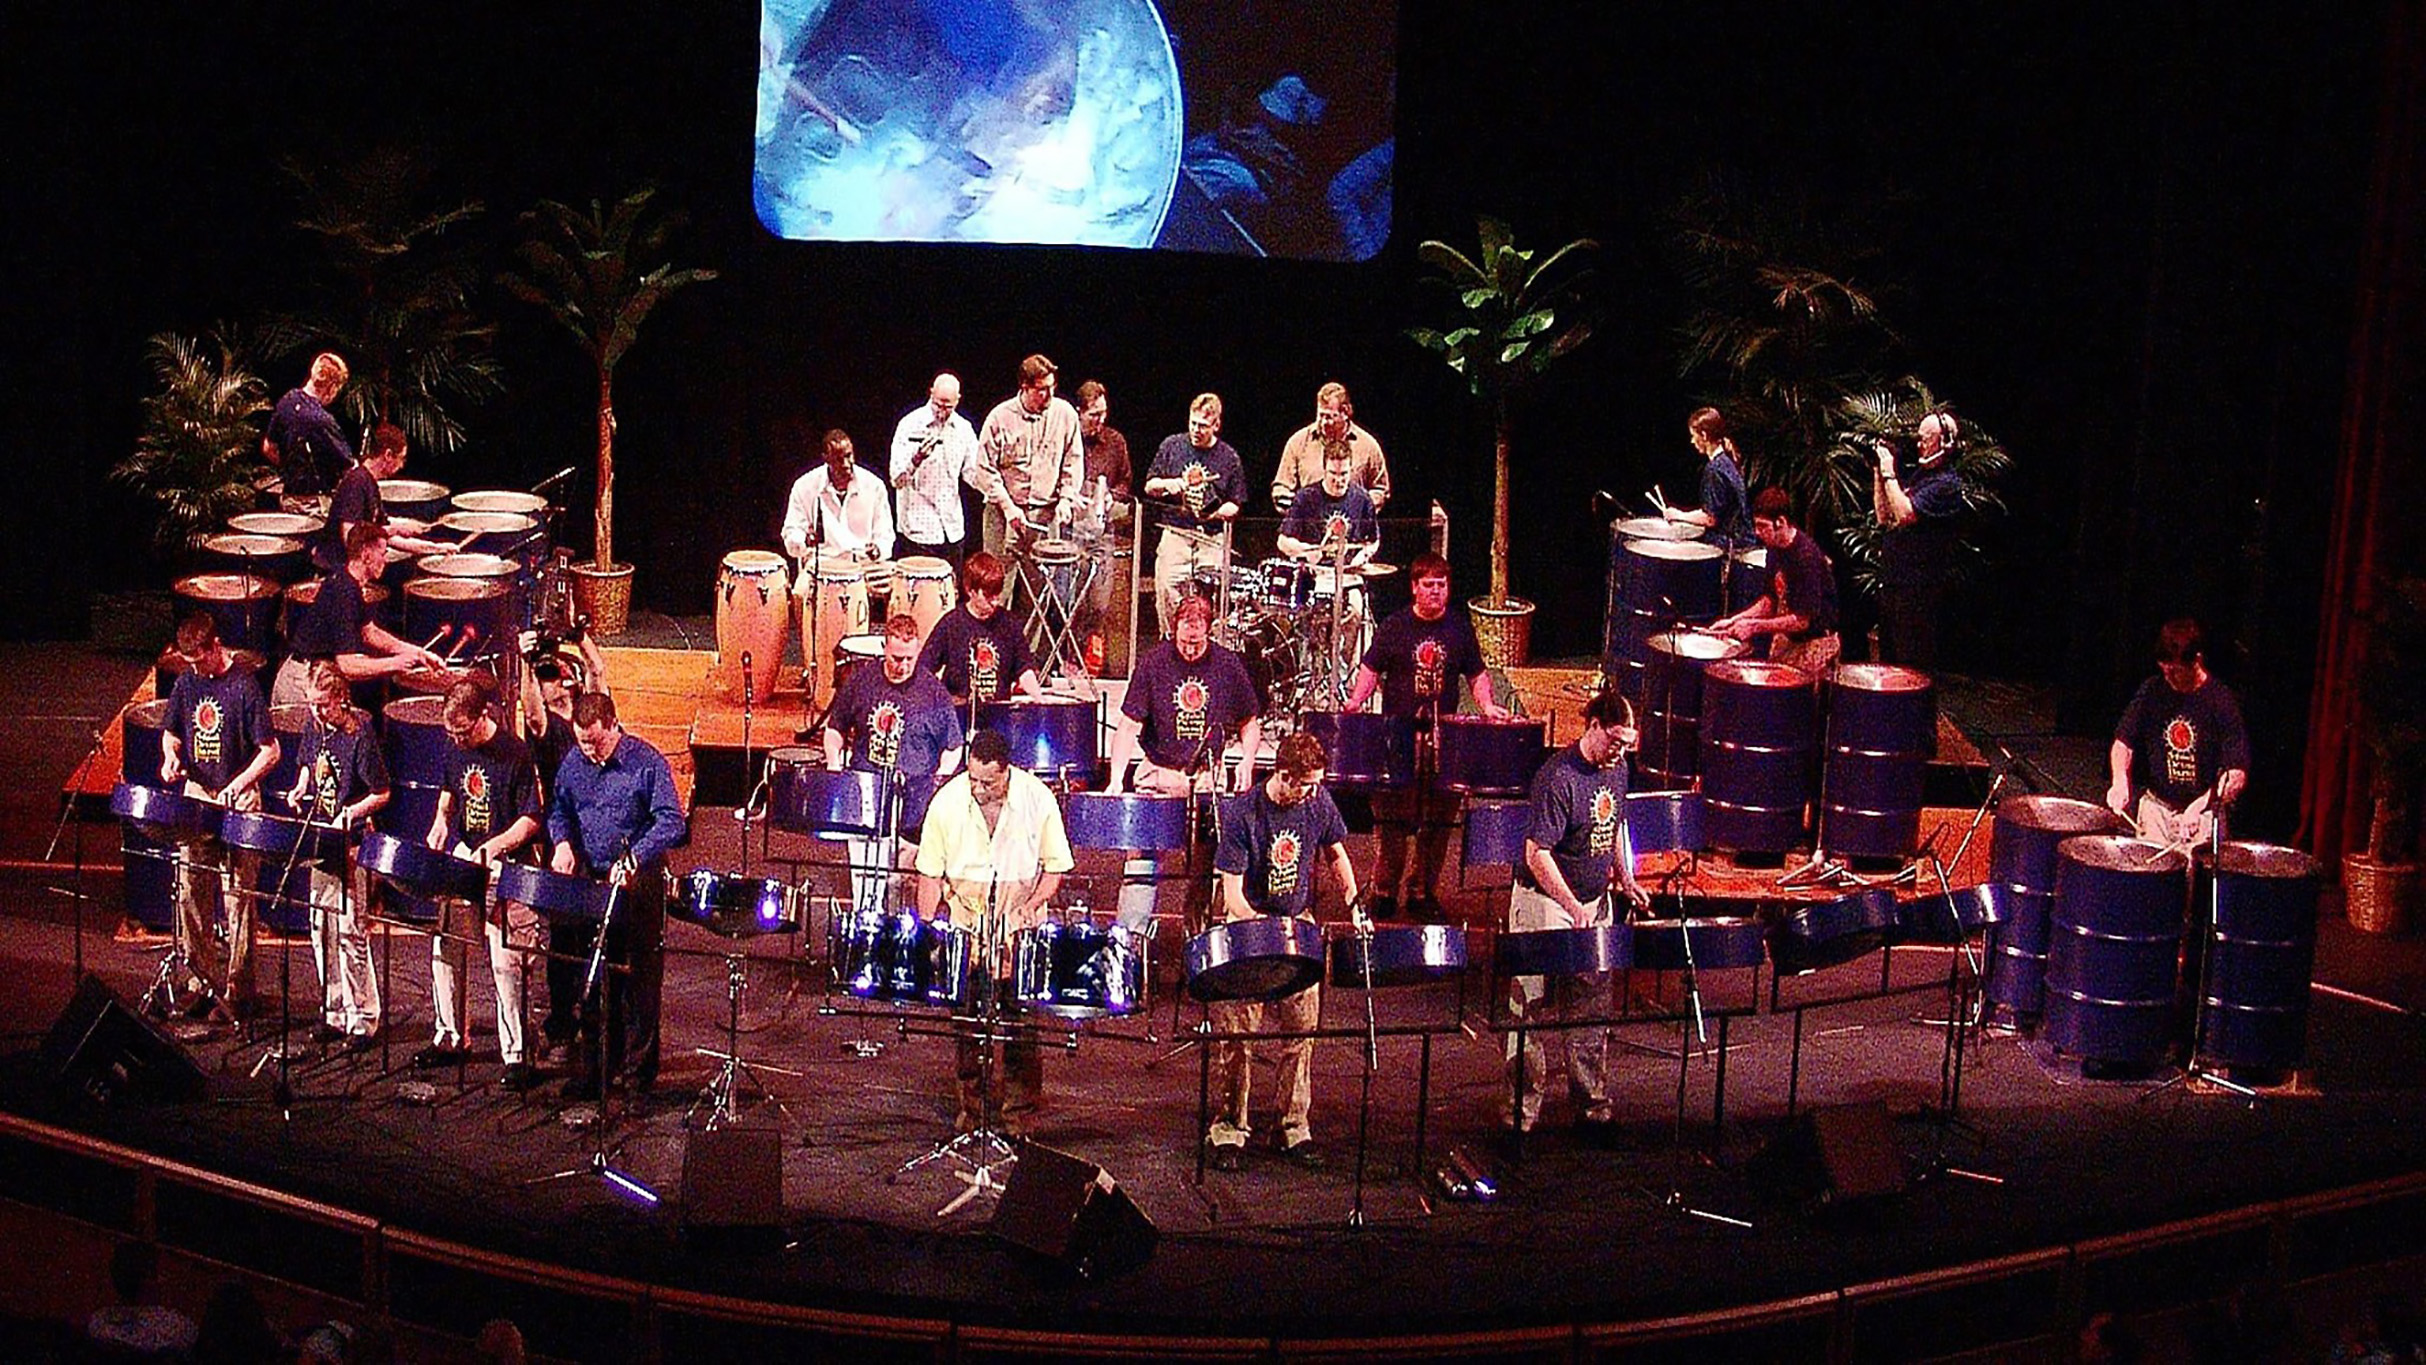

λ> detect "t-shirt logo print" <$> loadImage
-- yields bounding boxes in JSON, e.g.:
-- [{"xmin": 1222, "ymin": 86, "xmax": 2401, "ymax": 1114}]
[
  {"xmin": 462, "ymin": 766, "xmax": 492, "ymax": 837},
  {"xmin": 1324, "ymin": 511, "xmax": 1350, "ymax": 543},
  {"xmin": 1182, "ymin": 463, "xmax": 1212, "ymax": 516},
  {"xmin": 869, "ymin": 702, "xmax": 906, "ymax": 772},
  {"xmin": 1588, "ymin": 787, "xmax": 1619, "ymax": 856},
  {"xmin": 1266, "ymin": 829, "xmax": 1304, "ymax": 900},
  {"xmin": 2163, "ymin": 716, "xmax": 2198, "ymax": 791},
  {"xmin": 1413, "ymin": 638, "xmax": 1447, "ymax": 699},
  {"xmin": 311, "ymin": 754, "xmax": 340, "ymax": 820},
  {"xmin": 1174, "ymin": 676, "xmax": 1210, "ymax": 742},
  {"xmin": 969, "ymin": 640, "xmax": 1000, "ymax": 699},
  {"xmin": 192, "ymin": 698, "xmax": 224, "ymax": 767}
]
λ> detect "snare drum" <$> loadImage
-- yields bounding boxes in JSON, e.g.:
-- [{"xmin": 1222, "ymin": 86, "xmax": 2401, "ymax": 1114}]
[
  {"xmin": 1015, "ymin": 916, "xmax": 1146, "ymax": 1018},
  {"xmin": 1259, "ymin": 557, "xmax": 1316, "ymax": 611},
  {"xmin": 895, "ymin": 555, "xmax": 957, "ymax": 648},
  {"xmin": 714, "ymin": 550, "xmax": 791, "ymax": 703},
  {"xmin": 798, "ymin": 558, "xmax": 870, "ymax": 708}
]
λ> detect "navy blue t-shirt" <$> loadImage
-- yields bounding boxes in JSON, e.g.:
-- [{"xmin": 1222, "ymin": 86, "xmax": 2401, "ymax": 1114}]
[
  {"xmin": 1122, "ymin": 640, "xmax": 1259, "ymax": 772},
  {"xmin": 2115, "ymin": 675, "xmax": 2251, "ymax": 810},
  {"xmin": 1361, "ymin": 608, "xmax": 1486, "ymax": 720},
  {"xmin": 314, "ymin": 464, "xmax": 386, "ymax": 572},
  {"xmin": 266, "ymin": 389, "xmax": 353, "ymax": 498},
  {"xmin": 286, "ymin": 569, "xmax": 369, "ymax": 661},
  {"xmin": 441, "ymin": 730, "xmax": 543, "ymax": 856},
  {"xmin": 1216, "ymin": 784, "xmax": 1350, "ymax": 917},
  {"xmin": 917, "ymin": 604, "xmax": 1032, "ymax": 704},
  {"xmin": 1279, "ymin": 481, "xmax": 1379, "ymax": 549},
  {"xmin": 829, "ymin": 664, "xmax": 963, "ymax": 781},
  {"xmin": 1879, "ymin": 461, "xmax": 1964, "ymax": 587},
  {"xmin": 1520, "ymin": 745, "xmax": 1631, "ymax": 903},
  {"xmin": 1767, "ymin": 528, "xmax": 1838, "ymax": 639},
  {"xmin": 166, "ymin": 665, "xmax": 272, "ymax": 795},
  {"xmin": 292, "ymin": 712, "xmax": 389, "ymax": 869},
  {"xmin": 1146, "ymin": 435, "xmax": 1245, "ymax": 534},
  {"xmin": 1700, "ymin": 450, "xmax": 1753, "ymax": 549}
]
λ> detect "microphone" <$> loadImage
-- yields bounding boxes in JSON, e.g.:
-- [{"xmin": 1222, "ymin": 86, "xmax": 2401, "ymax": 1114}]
[
  {"xmin": 1589, "ymin": 490, "xmax": 1619, "ymax": 521},
  {"xmin": 742, "ymin": 651, "xmax": 754, "ymax": 708},
  {"xmin": 531, "ymin": 467, "xmax": 576, "ymax": 494}
]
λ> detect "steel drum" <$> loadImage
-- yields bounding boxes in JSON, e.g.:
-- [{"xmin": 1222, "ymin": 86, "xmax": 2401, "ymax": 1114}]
[
  {"xmin": 415, "ymin": 552, "xmax": 518, "ymax": 583},
  {"xmin": 1435, "ymin": 715, "xmax": 1548, "ymax": 796},
  {"xmin": 1495, "ymin": 923, "xmax": 1632, "ymax": 977},
  {"xmin": 1332, "ymin": 923, "xmax": 1469, "ymax": 987},
  {"xmin": 495, "ymin": 863, "xmax": 619, "ymax": 922},
  {"xmin": 1820, "ymin": 664, "xmax": 1936, "ymax": 859},
  {"xmin": 1897, "ymin": 882, "xmax": 2008, "ymax": 945},
  {"xmin": 1986, "ymin": 795, "xmax": 2129, "ymax": 1019},
  {"xmin": 200, "ymin": 532, "xmax": 308, "ymax": 586},
  {"xmin": 219, "ymin": 809, "xmax": 350, "ymax": 864},
  {"xmin": 1014, "ymin": 918, "xmax": 1146, "ymax": 1018},
  {"xmin": 434, "ymin": 510, "xmax": 539, "ymax": 559},
  {"xmin": 1461, "ymin": 800, "xmax": 1530, "ymax": 868},
  {"xmin": 1607, "ymin": 536, "xmax": 1726, "ymax": 699},
  {"xmin": 450, "ymin": 490, "xmax": 550, "ymax": 517},
  {"xmin": 1637, "ymin": 629, "xmax": 1750, "ymax": 791},
  {"xmin": 1624, "ymin": 789, "xmax": 1709, "ymax": 855},
  {"xmin": 714, "ymin": 550, "xmax": 792, "ymax": 704},
  {"xmin": 765, "ymin": 749, "xmax": 885, "ymax": 839},
  {"xmin": 110, "ymin": 782, "xmax": 223, "ymax": 842},
  {"xmin": 403, "ymin": 577, "xmax": 511, "ymax": 662},
  {"xmin": 1062, "ymin": 792, "xmax": 1191, "ymax": 851},
  {"xmin": 1185, "ymin": 915, "xmax": 1326, "ymax": 1002},
  {"xmin": 1769, "ymin": 888, "xmax": 1900, "ymax": 975},
  {"xmin": 376, "ymin": 695, "xmax": 453, "ymax": 925},
  {"xmin": 1699, "ymin": 660, "xmax": 1815, "ymax": 854},
  {"xmin": 1296, "ymin": 711, "xmax": 1416, "ymax": 790},
  {"xmin": 358, "ymin": 830, "xmax": 491, "ymax": 904},
  {"xmin": 1724, "ymin": 544, "xmax": 1769, "ymax": 615},
  {"xmin": 2044, "ymin": 835, "xmax": 2189, "ymax": 1068},
  {"xmin": 228, "ymin": 510, "xmax": 323, "ymax": 541},
  {"xmin": 377, "ymin": 479, "xmax": 451, "ymax": 525},
  {"xmin": 832, "ymin": 909, "xmax": 971, "ymax": 1007},
  {"xmin": 831, "ymin": 633, "xmax": 884, "ymax": 700},
  {"xmin": 119, "ymin": 701, "xmax": 176, "ymax": 932},
  {"xmin": 2190, "ymin": 842, "xmax": 2320, "ymax": 1073},
  {"xmin": 669, "ymin": 870, "xmax": 802, "ymax": 936},
  {"xmin": 1610, "ymin": 515, "xmax": 1701, "ymax": 542},
  {"xmin": 1631, "ymin": 917, "xmax": 1768, "ymax": 971},
  {"xmin": 173, "ymin": 573, "xmax": 282, "ymax": 657},
  {"xmin": 979, "ymin": 696, "xmax": 1098, "ymax": 783}
]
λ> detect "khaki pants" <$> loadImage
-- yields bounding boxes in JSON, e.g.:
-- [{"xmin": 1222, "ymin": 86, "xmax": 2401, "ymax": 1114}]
[
  {"xmin": 1503, "ymin": 882, "xmax": 1614, "ymax": 1128},
  {"xmin": 1153, "ymin": 527, "xmax": 1227, "ymax": 639},
  {"xmin": 429, "ymin": 862, "xmax": 541, "ymax": 1064},
  {"xmin": 173, "ymin": 783, "xmax": 261, "ymax": 1008},
  {"xmin": 1207, "ymin": 910, "xmax": 1321, "ymax": 1150},
  {"xmin": 309, "ymin": 861, "xmax": 381, "ymax": 1035},
  {"xmin": 1770, "ymin": 631, "xmax": 1842, "ymax": 678}
]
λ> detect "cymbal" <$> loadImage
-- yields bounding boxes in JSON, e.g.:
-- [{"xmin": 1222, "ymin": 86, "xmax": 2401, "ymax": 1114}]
[{"xmin": 1357, "ymin": 561, "xmax": 1400, "ymax": 578}]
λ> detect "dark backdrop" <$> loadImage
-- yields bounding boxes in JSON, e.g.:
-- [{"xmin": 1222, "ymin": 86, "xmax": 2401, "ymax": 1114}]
[{"xmin": 0, "ymin": 2, "xmax": 2389, "ymax": 835}]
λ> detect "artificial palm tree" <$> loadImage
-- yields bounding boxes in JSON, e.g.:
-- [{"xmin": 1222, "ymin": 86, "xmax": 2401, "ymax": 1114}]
[
  {"xmin": 2347, "ymin": 574, "xmax": 2426, "ymax": 931},
  {"xmin": 1821, "ymin": 379, "xmax": 2013, "ymax": 595},
  {"xmin": 499, "ymin": 186, "xmax": 717, "ymax": 631},
  {"xmin": 114, "ymin": 332, "xmax": 271, "ymax": 558},
  {"xmin": 1407, "ymin": 217, "xmax": 1597, "ymax": 662}
]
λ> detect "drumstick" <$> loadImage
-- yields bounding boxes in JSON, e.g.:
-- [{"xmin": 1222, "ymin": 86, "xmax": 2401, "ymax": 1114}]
[
  {"xmin": 1650, "ymin": 485, "xmax": 1669, "ymax": 515},
  {"xmin": 442, "ymin": 626, "xmax": 480, "ymax": 665},
  {"xmin": 420, "ymin": 626, "xmax": 453, "ymax": 653}
]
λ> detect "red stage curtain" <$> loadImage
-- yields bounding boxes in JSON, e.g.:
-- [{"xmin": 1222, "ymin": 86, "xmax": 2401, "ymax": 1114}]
[{"xmin": 2298, "ymin": 0, "xmax": 2426, "ymax": 860}]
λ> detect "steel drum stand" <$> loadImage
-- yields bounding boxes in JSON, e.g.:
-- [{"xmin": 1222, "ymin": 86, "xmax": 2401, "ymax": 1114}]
[
  {"xmin": 1637, "ymin": 925, "xmax": 1753, "ymax": 1230},
  {"xmin": 137, "ymin": 840, "xmax": 202, "ymax": 1021},
  {"xmin": 2140, "ymin": 789, "xmax": 2261, "ymax": 1106},
  {"xmin": 692, "ymin": 938, "xmax": 798, "ymax": 1129},
  {"xmin": 1780, "ymin": 667, "xmax": 1857, "ymax": 894},
  {"xmin": 526, "ymin": 884, "xmax": 658, "ymax": 1207},
  {"xmin": 891, "ymin": 878, "xmax": 1019, "ymax": 1215}
]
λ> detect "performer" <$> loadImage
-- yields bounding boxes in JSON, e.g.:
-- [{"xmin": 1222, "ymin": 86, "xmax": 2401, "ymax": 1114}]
[
  {"xmin": 783, "ymin": 427, "xmax": 895, "ymax": 565},
  {"xmin": 314, "ymin": 423, "xmax": 446, "ymax": 574},
  {"xmin": 1665, "ymin": 407, "xmax": 1754, "ymax": 549},
  {"xmin": 1710, "ymin": 487, "xmax": 1842, "ymax": 677},
  {"xmin": 514, "ymin": 628, "xmax": 609, "ymax": 1068},
  {"xmin": 155, "ymin": 613, "xmax": 280, "ymax": 1026},
  {"xmin": 1346, "ymin": 552, "xmax": 1506, "ymax": 919},
  {"xmin": 285, "ymin": 660, "xmax": 390, "ymax": 1049},
  {"xmin": 1105, "ymin": 593, "xmax": 1262, "ymax": 797},
  {"xmin": 823, "ymin": 614, "xmax": 967, "ymax": 914},
  {"xmin": 889, "ymin": 373, "xmax": 981, "ymax": 571},
  {"xmin": 914, "ymin": 730, "xmax": 1075, "ymax": 1136},
  {"xmin": 275, "ymin": 524, "xmax": 447, "ymax": 705},
  {"xmin": 972, "ymin": 354, "xmax": 1085, "ymax": 558},
  {"xmin": 1206, "ymin": 730, "xmax": 1357, "ymax": 1171},
  {"xmin": 916, "ymin": 551, "xmax": 1044, "ymax": 707},
  {"xmin": 1142, "ymin": 393, "xmax": 1246, "ymax": 637},
  {"xmin": 1270, "ymin": 381, "xmax": 1392, "ymax": 512},
  {"xmin": 1274, "ymin": 440, "xmax": 1380, "ymax": 565},
  {"xmin": 1504, "ymin": 691, "xmax": 1649, "ymax": 1137},
  {"xmin": 261, "ymin": 352, "xmax": 353, "ymax": 512},
  {"xmin": 546, "ymin": 692, "xmax": 687, "ymax": 1099},
  {"xmin": 1072, "ymin": 379, "xmax": 1134, "ymax": 665},
  {"xmin": 2105, "ymin": 618, "xmax": 2250, "ymax": 848},
  {"xmin": 1871, "ymin": 409, "xmax": 1966, "ymax": 668},
  {"xmin": 419, "ymin": 678, "xmax": 546, "ymax": 1091}
]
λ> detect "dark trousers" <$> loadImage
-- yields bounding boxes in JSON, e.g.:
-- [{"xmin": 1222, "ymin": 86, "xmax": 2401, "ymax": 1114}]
[
  {"xmin": 902, "ymin": 532, "xmax": 968, "ymax": 575},
  {"xmin": 563, "ymin": 871, "xmax": 666, "ymax": 1089},
  {"xmin": 1879, "ymin": 582, "xmax": 1945, "ymax": 669}
]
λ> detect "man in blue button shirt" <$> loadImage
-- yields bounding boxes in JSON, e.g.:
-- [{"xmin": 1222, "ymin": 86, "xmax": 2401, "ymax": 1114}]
[{"xmin": 547, "ymin": 692, "xmax": 687, "ymax": 1099}]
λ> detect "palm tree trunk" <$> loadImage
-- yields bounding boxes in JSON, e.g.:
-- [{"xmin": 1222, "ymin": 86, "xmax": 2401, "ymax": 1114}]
[
  {"xmin": 594, "ymin": 369, "xmax": 615, "ymax": 570},
  {"xmin": 1489, "ymin": 397, "xmax": 1512, "ymax": 606}
]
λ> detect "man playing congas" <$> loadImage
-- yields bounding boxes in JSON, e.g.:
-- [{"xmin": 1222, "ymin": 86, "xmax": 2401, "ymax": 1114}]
[
  {"xmin": 784, "ymin": 429, "xmax": 892, "ymax": 694},
  {"xmin": 2105, "ymin": 618, "xmax": 2250, "ymax": 850},
  {"xmin": 157, "ymin": 612, "xmax": 281, "ymax": 1027},
  {"xmin": 915, "ymin": 729, "xmax": 1075, "ymax": 1136},
  {"xmin": 419, "ymin": 678, "xmax": 546, "ymax": 1091},
  {"xmin": 286, "ymin": 660, "xmax": 391, "ymax": 1049}
]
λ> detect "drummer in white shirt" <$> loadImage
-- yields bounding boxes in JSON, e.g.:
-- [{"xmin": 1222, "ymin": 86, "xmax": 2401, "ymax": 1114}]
[
  {"xmin": 782, "ymin": 428, "xmax": 895, "ymax": 567},
  {"xmin": 888, "ymin": 374, "xmax": 980, "ymax": 571}
]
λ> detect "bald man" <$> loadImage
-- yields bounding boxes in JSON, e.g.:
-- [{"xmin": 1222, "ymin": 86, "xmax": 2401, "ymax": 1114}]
[{"xmin": 890, "ymin": 372, "xmax": 981, "ymax": 570}]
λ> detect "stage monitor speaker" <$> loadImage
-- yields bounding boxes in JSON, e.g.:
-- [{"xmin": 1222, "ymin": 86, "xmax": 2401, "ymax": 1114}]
[
  {"xmin": 41, "ymin": 974, "xmax": 206, "ymax": 1105},
  {"xmin": 1747, "ymin": 1102, "xmax": 1906, "ymax": 1213},
  {"xmin": 991, "ymin": 1142, "xmax": 1157, "ymax": 1278},
  {"xmin": 682, "ymin": 1125, "xmax": 784, "ymax": 1239}
]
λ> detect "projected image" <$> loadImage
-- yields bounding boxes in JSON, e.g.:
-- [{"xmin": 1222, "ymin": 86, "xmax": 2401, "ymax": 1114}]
[{"xmin": 754, "ymin": 0, "xmax": 1398, "ymax": 261}]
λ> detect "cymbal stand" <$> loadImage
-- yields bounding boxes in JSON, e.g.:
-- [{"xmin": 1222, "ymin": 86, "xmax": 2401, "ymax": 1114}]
[
  {"xmin": 527, "ymin": 884, "xmax": 659, "ymax": 1207},
  {"xmin": 49, "ymin": 713, "xmax": 115, "ymax": 991},
  {"xmin": 692, "ymin": 936, "xmax": 798, "ymax": 1129},
  {"xmin": 891, "ymin": 874, "xmax": 1020, "ymax": 1214},
  {"xmin": 793, "ymin": 532, "xmax": 826, "ymax": 743},
  {"xmin": 1346, "ymin": 904, "xmax": 1380, "ymax": 1231},
  {"xmin": 2142, "ymin": 782, "xmax": 2260, "ymax": 1106}
]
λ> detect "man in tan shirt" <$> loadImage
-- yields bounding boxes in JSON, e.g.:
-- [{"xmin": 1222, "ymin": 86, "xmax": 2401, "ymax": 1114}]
[
  {"xmin": 972, "ymin": 354, "xmax": 1086, "ymax": 557},
  {"xmin": 1270, "ymin": 381, "xmax": 1392, "ymax": 512}
]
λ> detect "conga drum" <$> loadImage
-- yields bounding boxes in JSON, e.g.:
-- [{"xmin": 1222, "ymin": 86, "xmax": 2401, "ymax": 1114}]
[
  {"xmin": 798, "ymin": 556, "xmax": 870, "ymax": 709},
  {"xmin": 895, "ymin": 555, "xmax": 957, "ymax": 649},
  {"xmin": 1698, "ymin": 659, "xmax": 1814, "ymax": 854},
  {"xmin": 1819, "ymin": 663, "xmax": 1936, "ymax": 859},
  {"xmin": 714, "ymin": 550, "xmax": 791, "ymax": 703}
]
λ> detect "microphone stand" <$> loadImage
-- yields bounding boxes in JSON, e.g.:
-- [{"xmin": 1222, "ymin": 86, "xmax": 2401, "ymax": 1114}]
[
  {"xmin": 528, "ymin": 876, "xmax": 659, "ymax": 1205},
  {"xmin": 2142, "ymin": 777, "xmax": 2259, "ymax": 1104},
  {"xmin": 1148, "ymin": 724, "xmax": 1228, "ymax": 1069},
  {"xmin": 50, "ymin": 714, "xmax": 116, "ymax": 991},
  {"xmin": 795, "ymin": 493, "xmax": 828, "ymax": 743},
  {"xmin": 1346, "ymin": 890, "xmax": 1381, "ymax": 1232}
]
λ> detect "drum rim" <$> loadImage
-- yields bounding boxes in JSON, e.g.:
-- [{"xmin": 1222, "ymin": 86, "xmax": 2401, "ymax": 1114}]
[
  {"xmin": 174, "ymin": 572, "xmax": 283, "ymax": 601},
  {"xmin": 376, "ymin": 478, "xmax": 451, "ymax": 501}
]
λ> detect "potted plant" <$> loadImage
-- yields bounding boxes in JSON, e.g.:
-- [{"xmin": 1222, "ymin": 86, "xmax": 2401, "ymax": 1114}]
[
  {"xmin": 2346, "ymin": 575, "xmax": 2426, "ymax": 933},
  {"xmin": 114, "ymin": 332, "xmax": 271, "ymax": 557},
  {"xmin": 1407, "ymin": 216, "xmax": 1597, "ymax": 666},
  {"xmin": 500, "ymin": 186, "xmax": 717, "ymax": 635}
]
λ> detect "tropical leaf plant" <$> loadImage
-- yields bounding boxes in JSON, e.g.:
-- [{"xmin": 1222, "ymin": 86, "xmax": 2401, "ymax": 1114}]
[
  {"xmin": 1406, "ymin": 216, "xmax": 1598, "ymax": 606},
  {"xmin": 498, "ymin": 186, "xmax": 719, "ymax": 571},
  {"xmin": 1821, "ymin": 378, "xmax": 2012, "ymax": 596},
  {"xmin": 114, "ymin": 332, "xmax": 271, "ymax": 557}
]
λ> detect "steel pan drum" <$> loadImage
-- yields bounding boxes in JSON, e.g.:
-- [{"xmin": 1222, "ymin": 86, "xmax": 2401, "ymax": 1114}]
[
  {"xmin": 1435, "ymin": 715, "xmax": 1548, "ymax": 796},
  {"xmin": 494, "ymin": 863, "xmax": 618, "ymax": 922},
  {"xmin": 2044, "ymin": 835, "xmax": 2189, "ymax": 1068},
  {"xmin": 1461, "ymin": 800, "xmax": 1530, "ymax": 868},
  {"xmin": 119, "ymin": 701, "xmax": 175, "ymax": 932},
  {"xmin": 1332, "ymin": 924, "xmax": 1470, "ymax": 987},
  {"xmin": 1631, "ymin": 917, "xmax": 1768, "ymax": 971},
  {"xmin": 1638, "ymin": 630, "xmax": 1750, "ymax": 791},
  {"xmin": 1769, "ymin": 888, "xmax": 1899, "ymax": 975},
  {"xmin": 1496, "ymin": 923, "xmax": 1632, "ymax": 978},
  {"xmin": 403, "ymin": 577, "xmax": 511, "ymax": 661},
  {"xmin": 1607, "ymin": 536, "xmax": 1726, "ymax": 699},
  {"xmin": 1015, "ymin": 919, "xmax": 1146, "ymax": 1018},
  {"xmin": 832, "ymin": 909, "xmax": 971, "ymax": 1007},
  {"xmin": 2192, "ymin": 842, "xmax": 2320, "ymax": 1072},
  {"xmin": 450, "ymin": 490, "xmax": 550, "ymax": 517},
  {"xmin": 669, "ymin": 870, "xmax": 802, "ymax": 936},
  {"xmin": 831, "ymin": 634, "xmax": 883, "ymax": 699},
  {"xmin": 1624, "ymin": 789, "xmax": 1709, "ymax": 855},
  {"xmin": 1986, "ymin": 795, "xmax": 2129, "ymax": 1019},
  {"xmin": 110, "ymin": 782, "xmax": 224, "ymax": 841},
  {"xmin": 1611, "ymin": 516, "xmax": 1700, "ymax": 542},
  {"xmin": 979, "ymin": 696, "xmax": 1098, "ymax": 782},
  {"xmin": 1820, "ymin": 664, "xmax": 1936, "ymax": 859},
  {"xmin": 1062, "ymin": 792, "xmax": 1190, "ymax": 852},
  {"xmin": 434, "ymin": 510, "xmax": 539, "ymax": 559},
  {"xmin": 415, "ymin": 552, "xmax": 518, "ymax": 583},
  {"xmin": 765, "ymin": 748, "xmax": 885, "ymax": 839},
  {"xmin": 1898, "ymin": 883, "xmax": 2008, "ymax": 945},
  {"xmin": 174, "ymin": 573, "xmax": 282, "ymax": 657},
  {"xmin": 1296, "ymin": 711, "xmax": 1416, "ymax": 790},
  {"xmin": 1699, "ymin": 660, "xmax": 1815, "ymax": 854},
  {"xmin": 359, "ymin": 831, "xmax": 491, "ymax": 904},
  {"xmin": 1186, "ymin": 915, "xmax": 1326, "ymax": 1002},
  {"xmin": 229, "ymin": 511, "xmax": 325, "ymax": 540},
  {"xmin": 377, "ymin": 479, "xmax": 451, "ymax": 525},
  {"xmin": 219, "ymin": 809, "xmax": 349, "ymax": 864},
  {"xmin": 201, "ymin": 532, "xmax": 308, "ymax": 586}
]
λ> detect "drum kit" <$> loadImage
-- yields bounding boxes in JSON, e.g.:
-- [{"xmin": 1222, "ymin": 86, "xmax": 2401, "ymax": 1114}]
[{"xmin": 1200, "ymin": 554, "xmax": 1397, "ymax": 717}]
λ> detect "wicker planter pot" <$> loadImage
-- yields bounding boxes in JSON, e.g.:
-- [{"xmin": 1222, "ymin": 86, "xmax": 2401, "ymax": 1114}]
[
  {"xmin": 1466, "ymin": 595, "xmax": 1535, "ymax": 670},
  {"xmin": 569, "ymin": 561, "xmax": 635, "ymax": 637}
]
